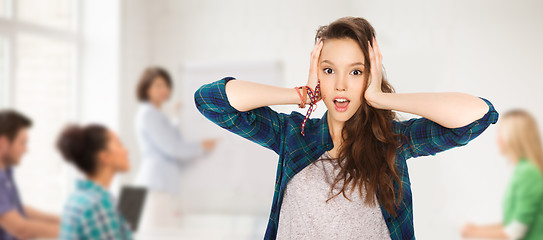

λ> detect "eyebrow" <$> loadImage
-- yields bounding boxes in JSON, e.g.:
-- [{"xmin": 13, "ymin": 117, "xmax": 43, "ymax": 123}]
[{"xmin": 321, "ymin": 59, "xmax": 364, "ymax": 67}]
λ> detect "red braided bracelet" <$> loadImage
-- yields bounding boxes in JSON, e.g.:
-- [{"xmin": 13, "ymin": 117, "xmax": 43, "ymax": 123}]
[
  {"xmin": 299, "ymin": 81, "xmax": 321, "ymax": 136},
  {"xmin": 294, "ymin": 87, "xmax": 306, "ymax": 108}
]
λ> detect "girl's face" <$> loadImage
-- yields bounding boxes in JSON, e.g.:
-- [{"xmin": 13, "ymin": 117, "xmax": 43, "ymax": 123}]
[
  {"xmin": 319, "ymin": 38, "xmax": 366, "ymax": 123},
  {"xmin": 147, "ymin": 76, "xmax": 171, "ymax": 105},
  {"xmin": 100, "ymin": 131, "xmax": 130, "ymax": 173}
]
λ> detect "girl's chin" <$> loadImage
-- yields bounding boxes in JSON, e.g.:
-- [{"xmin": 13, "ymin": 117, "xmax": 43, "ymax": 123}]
[{"xmin": 327, "ymin": 111, "xmax": 355, "ymax": 123}]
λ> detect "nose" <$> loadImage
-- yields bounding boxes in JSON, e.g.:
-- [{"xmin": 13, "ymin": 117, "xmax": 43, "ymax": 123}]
[{"xmin": 335, "ymin": 74, "xmax": 347, "ymax": 92}]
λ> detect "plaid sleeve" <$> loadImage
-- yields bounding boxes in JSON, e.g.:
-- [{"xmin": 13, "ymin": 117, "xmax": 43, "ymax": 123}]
[
  {"xmin": 60, "ymin": 211, "xmax": 82, "ymax": 240},
  {"xmin": 194, "ymin": 77, "xmax": 286, "ymax": 154},
  {"xmin": 395, "ymin": 98, "xmax": 499, "ymax": 159}
]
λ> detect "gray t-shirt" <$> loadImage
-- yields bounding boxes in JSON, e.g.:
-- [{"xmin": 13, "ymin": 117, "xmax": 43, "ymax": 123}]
[
  {"xmin": 0, "ymin": 167, "xmax": 26, "ymax": 240},
  {"xmin": 277, "ymin": 152, "xmax": 391, "ymax": 240}
]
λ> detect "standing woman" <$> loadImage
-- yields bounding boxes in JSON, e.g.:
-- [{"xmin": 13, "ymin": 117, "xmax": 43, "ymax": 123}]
[
  {"xmin": 134, "ymin": 67, "xmax": 216, "ymax": 227},
  {"xmin": 195, "ymin": 17, "xmax": 499, "ymax": 239},
  {"xmin": 57, "ymin": 124, "xmax": 132, "ymax": 240},
  {"xmin": 462, "ymin": 110, "xmax": 543, "ymax": 240}
]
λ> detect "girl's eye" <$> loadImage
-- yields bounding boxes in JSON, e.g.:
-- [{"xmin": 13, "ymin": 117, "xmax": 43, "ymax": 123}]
[
  {"xmin": 323, "ymin": 68, "xmax": 334, "ymax": 74},
  {"xmin": 352, "ymin": 69, "xmax": 363, "ymax": 75}
]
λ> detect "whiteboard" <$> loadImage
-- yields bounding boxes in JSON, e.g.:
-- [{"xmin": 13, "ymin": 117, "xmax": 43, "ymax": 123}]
[{"xmin": 176, "ymin": 60, "xmax": 283, "ymax": 215}]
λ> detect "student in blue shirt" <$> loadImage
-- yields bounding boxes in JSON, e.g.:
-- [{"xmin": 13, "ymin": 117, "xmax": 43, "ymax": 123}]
[
  {"xmin": 195, "ymin": 17, "xmax": 499, "ymax": 239},
  {"xmin": 0, "ymin": 110, "xmax": 60, "ymax": 240},
  {"xmin": 57, "ymin": 124, "xmax": 132, "ymax": 240}
]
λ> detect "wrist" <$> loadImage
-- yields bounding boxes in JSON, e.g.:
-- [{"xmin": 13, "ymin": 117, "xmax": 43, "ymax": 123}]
[
  {"xmin": 293, "ymin": 87, "xmax": 307, "ymax": 108},
  {"xmin": 365, "ymin": 92, "xmax": 388, "ymax": 109},
  {"xmin": 295, "ymin": 85, "xmax": 321, "ymax": 107}
]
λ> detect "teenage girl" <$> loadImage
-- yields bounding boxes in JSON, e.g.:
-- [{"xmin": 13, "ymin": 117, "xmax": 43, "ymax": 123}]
[{"xmin": 195, "ymin": 17, "xmax": 499, "ymax": 240}]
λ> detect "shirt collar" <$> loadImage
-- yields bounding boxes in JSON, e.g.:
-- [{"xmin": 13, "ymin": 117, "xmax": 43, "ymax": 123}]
[
  {"xmin": 76, "ymin": 179, "xmax": 112, "ymax": 199},
  {"xmin": 314, "ymin": 111, "xmax": 334, "ymax": 151},
  {"xmin": 140, "ymin": 101, "xmax": 155, "ymax": 109}
]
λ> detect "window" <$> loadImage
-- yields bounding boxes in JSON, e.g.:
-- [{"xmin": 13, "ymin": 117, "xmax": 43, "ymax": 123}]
[
  {"xmin": 17, "ymin": 0, "xmax": 75, "ymax": 30},
  {"xmin": 0, "ymin": 0, "xmax": 78, "ymax": 212},
  {"xmin": 0, "ymin": 37, "xmax": 7, "ymax": 107},
  {"xmin": 0, "ymin": 0, "xmax": 11, "ymax": 18}
]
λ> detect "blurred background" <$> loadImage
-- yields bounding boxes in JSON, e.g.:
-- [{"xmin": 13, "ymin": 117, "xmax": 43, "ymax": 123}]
[{"xmin": 0, "ymin": 0, "xmax": 542, "ymax": 239}]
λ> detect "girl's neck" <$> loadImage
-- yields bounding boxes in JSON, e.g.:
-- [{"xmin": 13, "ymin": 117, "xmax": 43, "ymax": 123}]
[
  {"xmin": 89, "ymin": 168, "xmax": 114, "ymax": 190},
  {"xmin": 151, "ymin": 101, "xmax": 162, "ymax": 109},
  {"xmin": 505, "ymin": 152, "xmax": 520, "ymax": 165},
  {"xmin": 327, "ymin": 112, "xmax": 344, "ymax": 142},
  {"xmin": 327, "ymin": 112, "xmax": 345, "ymax": 159},
  {"xmin": 148, "ymin": 99, "xmax": 163, "ymax": 109}
]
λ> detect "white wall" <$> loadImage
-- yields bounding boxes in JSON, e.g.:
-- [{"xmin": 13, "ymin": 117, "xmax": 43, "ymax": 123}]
[
  {"xmin": 116, "ymin": 0, "xmax": 152, "ymax": 194},
  {"xmin": 119, "ymin": 0, "xmax": 543, "ymax": 239},
  {"xmin": 79, "ymin": 0, "xmax": 120, "ymax": 129}
]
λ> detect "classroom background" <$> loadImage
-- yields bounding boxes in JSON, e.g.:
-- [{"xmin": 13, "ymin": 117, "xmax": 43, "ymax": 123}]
[{"xmin": 0, "ymin": 0, "xmax": 542, "ymax": 239}]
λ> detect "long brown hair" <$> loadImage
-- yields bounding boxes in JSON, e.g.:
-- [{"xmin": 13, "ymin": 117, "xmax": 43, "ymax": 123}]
[{"xmin": 316, "ymin": 17, "xmax": 402, "ymax": 215}]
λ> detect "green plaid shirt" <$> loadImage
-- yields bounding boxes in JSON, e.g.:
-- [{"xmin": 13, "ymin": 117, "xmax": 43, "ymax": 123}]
[
  {"xmin": 195, "ymin": 77, "xmax": 499, "ymax": 240},
  {"xmin": 60, "ymin": 180, "xmax": 133, "ymax": 240}
]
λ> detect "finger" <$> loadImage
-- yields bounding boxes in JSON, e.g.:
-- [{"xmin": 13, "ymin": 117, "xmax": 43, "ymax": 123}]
[
  {"xmin": 368, "ymin": 41, "xmax": 376, "ymax": 71},
  {"xmin": 372, "ymin": 37, "xmax": 378, "ymax": 59},
  {"xmin": 369, "ymin": 41, "xmax": 376, "ymax": 61},
  {"xmin": 310, "ymin": 41, "xmax": 320, "ymax": 57},
  {"xmin": 373, "ymin": 37, "xmax": 381, "ymax": 59},
  {"xmin": 313, "ymin": 40, "xmax": 324, "ymax": 58},
  {"xmin": 371, "ymin": 38, "xmax": 382, "ymax": 73},
  {"xmin": 374, "ymin": 37, "xmax": 382, "ymax": 63},
  {"xmin": 315, "ymin": 41, "xmax": 324, "ymax": 62},
  {"xmin": 313, "ymin": 41, "xmax": 324, "ymax": 61},
  {"xmin": 317, "ymin": 40, "xmax": 324, "ymax": 53},
  {"xmin": 309, "ymin": 43, "xmax": 320, "ymax": 70},
  {"xmin": 311, "ymin": 42, "xmax": 320, "ymax": 62}
]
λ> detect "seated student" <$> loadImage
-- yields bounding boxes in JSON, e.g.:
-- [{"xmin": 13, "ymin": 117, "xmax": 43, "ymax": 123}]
[
  {"xmin": 462, "ymin": 110, "xmax": 543, "ymax": 240},
  {"xmin": 0, "ymin": 110, "xmax": 60, "ymax": 240},
  {"xmin": 57, "ymin": 124, "xmax": 133, "ymax": 240}
]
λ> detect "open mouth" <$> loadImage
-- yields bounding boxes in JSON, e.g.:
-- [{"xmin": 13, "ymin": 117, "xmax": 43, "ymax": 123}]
[{"xmin": 333, "ymin": 97, "xmax": 350, "ymax": 112}]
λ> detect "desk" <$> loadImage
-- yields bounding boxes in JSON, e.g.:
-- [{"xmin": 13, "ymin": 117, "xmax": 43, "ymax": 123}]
[{"xmin": 135, "ymin": 214, "xmax": 268, "ymax": 240}]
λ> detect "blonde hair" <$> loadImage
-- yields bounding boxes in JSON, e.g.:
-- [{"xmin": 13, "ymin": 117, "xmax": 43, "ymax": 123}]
[{"xmin": 500, "ymin": 109, "xmax": 543, "ymax": 173}]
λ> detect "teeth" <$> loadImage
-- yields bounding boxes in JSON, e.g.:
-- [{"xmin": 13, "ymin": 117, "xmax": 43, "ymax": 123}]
[{"xmin": 335, "ymin": 98, "xmax": 348, "ymax": 103}]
